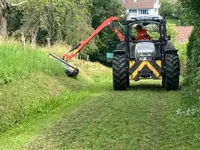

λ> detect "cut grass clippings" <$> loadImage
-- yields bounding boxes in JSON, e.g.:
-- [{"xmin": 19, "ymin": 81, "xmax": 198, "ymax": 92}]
[
  {"xmin": 0, "ymin": 81, "xmax": 112, "ymax": 150},
  {"xmin": 25, "ymin": 81, "xmax": 200, "ymax": 150}
]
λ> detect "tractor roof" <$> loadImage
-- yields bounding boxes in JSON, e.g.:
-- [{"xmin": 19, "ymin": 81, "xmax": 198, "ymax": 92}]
[{"xmin": 127, "ymin": 14, "xmax": 164, "ymax": 22}]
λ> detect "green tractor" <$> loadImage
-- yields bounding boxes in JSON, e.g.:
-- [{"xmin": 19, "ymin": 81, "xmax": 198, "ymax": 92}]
[{"xmin": 112, "ymin": 14, "xmax": 180, "ymax": 90}]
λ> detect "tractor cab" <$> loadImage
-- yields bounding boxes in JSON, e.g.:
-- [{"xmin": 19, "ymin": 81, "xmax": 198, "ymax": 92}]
[{"xmin": 126, "ymin": 14, "xmax": 167, "ymax": 60}]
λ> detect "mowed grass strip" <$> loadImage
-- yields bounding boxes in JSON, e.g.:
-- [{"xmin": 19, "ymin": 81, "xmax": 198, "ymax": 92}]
[
  {"xmin": 0, "ymin": 81, "xmax": 112, "ymax": 150},
  {"xmin": 26, "ymin": 81, "xmax": 200, "ymax": 150}
]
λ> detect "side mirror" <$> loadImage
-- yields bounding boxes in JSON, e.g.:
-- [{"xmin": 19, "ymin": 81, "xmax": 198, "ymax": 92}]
[
  {"xmin": 164, "ymin": 14, "xmax": 167, "ymax": 20},
  {"xmin": 166, "ymin": 35, "xmax": 171, "ymax": 40}
]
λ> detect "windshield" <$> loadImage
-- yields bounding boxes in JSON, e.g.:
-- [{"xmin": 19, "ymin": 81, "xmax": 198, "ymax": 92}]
[{"xmin": 130, "ymin": 22, "xmax": 161, "ymax": 41}]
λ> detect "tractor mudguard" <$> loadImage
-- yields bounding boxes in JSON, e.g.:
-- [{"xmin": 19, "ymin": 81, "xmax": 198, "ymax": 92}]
[
  {"xmin": 113, "ymin": 50, "xmax": 126, "ymax": 54},
  {"xmin": 116, "ymin": 42, "xmax": 126, "ymax": 51},
  {"xmin": 165, "ymin": 41, "xmax": 175, "ymax": 50},
  {"xmin": 164, "ymin": 41, "xmax": 178, "ymax": 54},
  {"xmin": 165, "ymin": 49, "xmax": 178, "ymax": 54}
]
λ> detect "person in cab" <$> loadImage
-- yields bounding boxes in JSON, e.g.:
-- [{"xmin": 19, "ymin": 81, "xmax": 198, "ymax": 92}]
[{"xmin": 135, "ymin": 25, "xmax": 151, "ymax": 40}]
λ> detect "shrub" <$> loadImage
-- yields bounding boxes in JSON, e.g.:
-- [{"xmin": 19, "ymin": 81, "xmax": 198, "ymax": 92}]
[
  {"xmin": 175, "ymin": 42, "xmax": 188, "ymax": 76},
  {"xmin": 183, "ymin": 26, "xmax": 200, "ymax": 100}
]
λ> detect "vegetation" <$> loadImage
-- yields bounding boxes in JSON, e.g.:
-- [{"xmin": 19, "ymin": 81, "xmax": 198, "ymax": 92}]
[
  {"xmin": 180, "ymin": 0, "xmax": 200, "ymax": 101},
  {"xmin": 0, "ymin": 0, "xmax": 199, "ymax": 149},
  {"xmin": 160, "ymin": 0, "xmax": 183, "ymax": 18},
  {"xmin": 175, "ymin": 42, "xmax": 188, "ymax": 75},
  {"xmin": 0, "ymin": 41, "xmax": 63, "ymax": 84},
  {"xmin": 88, "ymin": 0, "xmax": 124, "ymax": 63},
  {"xmin": 2, "ymin": 81, "xmax": 200, "ymax": 149},
  {"xmin": 0, "ymin": 0, "xmax": 123, "ymax": 63},
  {"xmin": 0, "ymin": 41, "xmax": 111, "ymax": 133},
  {"xmin": 160, "ymin": 0, "xmax": 190, "ymax": 26}
]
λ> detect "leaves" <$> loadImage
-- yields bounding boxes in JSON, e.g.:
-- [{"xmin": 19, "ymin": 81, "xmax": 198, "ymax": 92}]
[
  {"xmin": 180, "ymin": 0, "xmax": 200, "ymax": 100},
  {"xmin": 3, "ymin": 0, "xmax": 123, "ymax": 61}
]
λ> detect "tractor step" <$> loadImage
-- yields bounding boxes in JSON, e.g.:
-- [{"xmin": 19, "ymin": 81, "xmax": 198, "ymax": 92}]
[{"xmin": 49, "ymin": 53, "xmax": 79, "ymax": 77}]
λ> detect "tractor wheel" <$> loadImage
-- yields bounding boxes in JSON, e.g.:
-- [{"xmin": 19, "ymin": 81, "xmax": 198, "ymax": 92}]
[
  {"xmin": 164, "ymin": 53, "xmax": 180, "ymax": 90},
  {"xmin": 112, "ymin": 53, "xmax": 128, "ymax": 90},
  {"xmin": 127, "ymin": 73, "xmax": 130, "ymax": 87},
  {"xmin": 162, "ymin": 75, "xmax": 165, "ymax": 87}
]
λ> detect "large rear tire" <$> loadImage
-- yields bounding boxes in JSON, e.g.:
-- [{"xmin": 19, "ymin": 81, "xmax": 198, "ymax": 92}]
[
  {"xmin": 112, "ymin": 53, "xmax": 128, "ymax": 91},
  {"xmin": 127, "ymin": 73, "xmax": 130, "ymax": 87},
  {"xmin": 164, "ymin": 53, "xmax": 180, "ymax": 90}
]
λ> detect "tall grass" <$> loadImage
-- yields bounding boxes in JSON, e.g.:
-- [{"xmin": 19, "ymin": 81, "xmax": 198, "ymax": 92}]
[
  {"xmin": 0, "ymin": 41, "xmax": 111, "ymax": 134},
  {"xmin": 0, "ymin": 42, "xmax": 64, "ymax": 84}
]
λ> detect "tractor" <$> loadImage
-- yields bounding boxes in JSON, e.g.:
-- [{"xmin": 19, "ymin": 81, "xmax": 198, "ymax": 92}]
[
  {"xmin": 50, "ymin": 14, "xmax": 180, "ymax": 91},
  {"xmin": 112, "ymin": 14, "xmax": 180, "ymax": 90}
]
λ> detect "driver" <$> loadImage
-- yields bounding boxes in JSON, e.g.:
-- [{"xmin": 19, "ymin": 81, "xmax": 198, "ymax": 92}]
[{"xmin": 135, "ymin": 25, "xmax": 151, "ymax": 40}]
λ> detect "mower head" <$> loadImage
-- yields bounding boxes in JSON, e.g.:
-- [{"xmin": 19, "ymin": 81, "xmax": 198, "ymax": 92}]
[{"xmin": 49, "ymin": 53, "xmax": 79, "ymax": 77}]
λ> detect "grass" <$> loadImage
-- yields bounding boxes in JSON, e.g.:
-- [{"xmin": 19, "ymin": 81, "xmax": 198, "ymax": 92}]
[
  {"xmin": 0, "ymin": 41, "xmax": 64, "ymax": 84},
  {"xmin": 0, "ymin": 82, "xmax": 112, "ymax": 150},
  {"xmin": 0, "ymin": 41, "xmax": 112, "ymax": 134},
  {"xmin": 1, "ymin": 41, "xmax": 199, "ymax": 149},
  {"xmin": 24, "ymin": 80, "xmax": 200, "ymax": 150}
]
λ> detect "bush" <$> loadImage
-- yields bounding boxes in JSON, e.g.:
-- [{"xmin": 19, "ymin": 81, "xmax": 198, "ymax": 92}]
[
  {"xmin": 167, "ymin": 23, "xmax": 177, "ymax": 43},
  {"xmin": 175, "ymin": 42, "xmax": 188, "ymax": 76},
  {"xmin": 183, "ymin": 26, "xmax": 200, "ymax": 100}
]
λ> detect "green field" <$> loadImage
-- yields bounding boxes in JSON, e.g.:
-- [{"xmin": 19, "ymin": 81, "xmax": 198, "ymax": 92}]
[{"xmin": 0, "ymin": 42, "xmax": 200, "ymax": 149}]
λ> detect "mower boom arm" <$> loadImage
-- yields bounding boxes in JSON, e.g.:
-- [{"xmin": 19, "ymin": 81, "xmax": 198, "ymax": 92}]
[{"xmin": 62, "ymin": 16, "xmax": 124, "ymax": 61}]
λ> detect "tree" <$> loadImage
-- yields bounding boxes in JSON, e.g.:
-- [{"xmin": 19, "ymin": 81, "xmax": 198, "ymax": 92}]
[
  {"xmin": 88, "ymin": 0, "xmax": 124, "ymax": 63},
  {"xmin": 160, "ymin": 0, "xmax": 188, "ymax": 25},
  {"xmin": 179, "ymin": 0, "xmax": 200, "ymax": 99},
  {"xmin": 19, "ymin": 0, "xmax": 97, "ymax": 51},
  {"xmin": 0, "ymin": 0, "xmax": 26, "ymax": 38}
]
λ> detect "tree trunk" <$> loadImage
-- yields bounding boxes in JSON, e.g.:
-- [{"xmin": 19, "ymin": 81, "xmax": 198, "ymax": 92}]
[
  {"xmin": 0, "ymin": 10, "xmax": 7, "ymax": 38},
  {"xmin": 21, "ymin": 32, "xmax": 26, "ymax": 48},
  {"xmin": 0, "ymin": 0, "xmax": 27, "ymax": 39},
  {"xmin": 31, "ymin": 29, "xmax": 38, "ymax": 48}
]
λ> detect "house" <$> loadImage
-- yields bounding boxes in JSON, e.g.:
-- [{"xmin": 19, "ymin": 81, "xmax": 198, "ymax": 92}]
[
  {"xmin": 121, "ymin": 0, "xmax": 160, "ymax": 15},
  {"xmin": 176, "ymin": 26, "xmax": 193, "ymax": 43}
]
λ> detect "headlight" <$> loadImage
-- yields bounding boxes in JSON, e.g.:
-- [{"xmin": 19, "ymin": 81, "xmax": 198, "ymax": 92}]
[{"xmin": 139, "ymin": 52, "xmax": 152, "ymax": 60}]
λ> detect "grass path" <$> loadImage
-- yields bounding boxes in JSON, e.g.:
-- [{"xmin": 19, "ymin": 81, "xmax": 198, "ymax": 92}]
[{"xmin": 1, "ymin": 81, "xmax": 200, "ymax": 149}]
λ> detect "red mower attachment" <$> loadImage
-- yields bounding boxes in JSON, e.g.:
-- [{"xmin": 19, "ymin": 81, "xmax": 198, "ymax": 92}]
[
  {"xmin": 49, "ymin": 16, "xmax": 124, "ymax": 77},
  {"xmin": 49, "ymin": 53, "xmax": 79, "ymax": 77}
]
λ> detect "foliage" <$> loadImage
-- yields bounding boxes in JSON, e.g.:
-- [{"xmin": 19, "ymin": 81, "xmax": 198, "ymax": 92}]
[
  {"xmin": 180, "ymin": 0, "xmax": 200, "ymax": 101},
  {"xmin": 20, "ymin": 1, "xmax": 89, "ymax": 41},
  {"xmin": 160, "ymin": 0, "xmax": 181, "ymax": 18},
  {"xmin": 7, "ymin": 7, "xmax": 23, "ymax": 35},
  {"xmin": 88, "ymin": 0, "xmax": 124, "ymax": 63},
  {"xmin": 166, "ymin": 23, "xmax": 177, "ymax": 43},
  {"xmin": 175, "ymin": 42, "xmax": 187, "ymax": 75},
  {"xmin": 3, "ymin": 0, "xmax": 123, "ymax": 62},
  {"xmin": 160, "ymin": 0, "xmax": 189, "ymax": 26},
  {"xmin": 0, "ymin": 41, "xmax": 111, "ymax": 134}
]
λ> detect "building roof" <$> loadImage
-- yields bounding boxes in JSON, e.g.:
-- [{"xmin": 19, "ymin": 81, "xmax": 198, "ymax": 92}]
[
  {"xmin": 176, "ymin": 26, "xmax": 193, "ymax": 43},
  {"xmin": 122, "ymin": 0, "xmax": 155, "ymax": 9}
]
